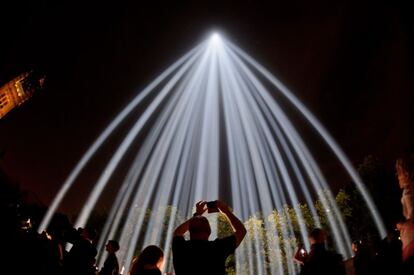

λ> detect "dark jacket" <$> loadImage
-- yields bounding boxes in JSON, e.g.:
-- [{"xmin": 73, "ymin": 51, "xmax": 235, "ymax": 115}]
[{"xmin": 300, "ymin": 243, "xmax": 346, "ymax": 275}]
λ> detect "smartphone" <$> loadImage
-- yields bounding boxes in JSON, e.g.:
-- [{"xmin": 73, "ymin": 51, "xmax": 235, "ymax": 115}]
[
  {"xmin": 206, "ymin": 200, "xmax": 219, "ymax": 213},
  {"xmin": 294, "ymin": 246, "xmax": 307, "ymax": 263}
]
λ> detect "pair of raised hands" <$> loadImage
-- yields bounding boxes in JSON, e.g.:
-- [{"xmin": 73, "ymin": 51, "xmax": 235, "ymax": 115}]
[{"xmin": 194, "ymin": 200, "xmax": 230, "ymax": 215}]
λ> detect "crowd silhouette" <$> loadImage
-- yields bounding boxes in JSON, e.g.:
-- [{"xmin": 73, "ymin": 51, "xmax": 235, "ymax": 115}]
[{"xmin": 2, "ymin": 153, "xmax": 414, "ymax": 274}]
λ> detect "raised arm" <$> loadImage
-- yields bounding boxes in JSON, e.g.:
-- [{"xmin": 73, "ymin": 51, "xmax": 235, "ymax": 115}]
[
  {"xmin": 173, "ymin": 219, "xmax": 190, "ymax": 237},
  {"xmin": 174, "ymin": 201, "xmax": 207, "ymax": 236},
  {"xmin": 217, "ymin": 201, "xmax": 247, "ymax": 247}
]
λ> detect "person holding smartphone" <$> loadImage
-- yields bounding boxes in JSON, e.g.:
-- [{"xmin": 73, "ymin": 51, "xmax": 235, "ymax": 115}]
[
  {"xmin": 172, "ymin": 200, "xmax": 246, "ymax": 275},
  {"xmin": 299, "ymin": 228, "xmax": 346, "ymax": 275},
  {"xmin": 293, "ymin": 243, "xmax": 308, "ymax": 265}
]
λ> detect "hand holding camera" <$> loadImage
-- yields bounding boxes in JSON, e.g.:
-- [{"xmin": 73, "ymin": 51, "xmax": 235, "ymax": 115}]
[
  {"xmin": 206, "ymin": 200, "xmax": 219, "ymax": 213},
  {"xmin": 194, "ymin": 200, "xmax": 229, "ymax": 215},
  {"xmin": 194, "ymin": 201, "xmax": 207, "ymax": 216}
]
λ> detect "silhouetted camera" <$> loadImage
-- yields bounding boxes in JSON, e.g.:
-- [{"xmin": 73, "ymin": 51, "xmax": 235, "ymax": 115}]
[{"xmin": 206, "ymin": 200, "xmax": 219, "ymax": 213}]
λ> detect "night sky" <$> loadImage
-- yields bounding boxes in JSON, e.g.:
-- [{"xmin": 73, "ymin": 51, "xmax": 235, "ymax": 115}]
[{"xmin": 0, "ymin": 0, "xmax": 413, "ymax": 215}]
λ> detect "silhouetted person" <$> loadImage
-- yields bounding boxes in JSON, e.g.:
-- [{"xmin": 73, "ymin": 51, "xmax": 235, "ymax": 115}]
[
  {"xmin": 373, "ymin": 230, "xmax": 402, "ymax": 275},
  {"xmin": 129, "ymin": 245, "xmax": 164, "ymax": 275},
  {"xmin": 299, "ymin": 228, "xmax": 346, "ymax": 275},
  {"xmin": 40, "ymin": 213, "xmax": 72, "ymax": 275},
  {"xmin": 396, "ymin": 153, "xmax": 414, "ymax": 273},
  {"xmin": 99, "ymin": 240, "xmax": 120, "ymax": 275},
  {"xmin": 172, "ymin": 200, "xmax": 246, "ymax": 275},
  {"xmin": 63, "ymin": 227, "xmax": 98, "ymax": 275},
  {"xmin": 38, "ymin": 231, "xmax": 65, "ymax": 275},
  {"xmin": 352, "ymin": 240, "xmax": 373, "ymax": 275}
]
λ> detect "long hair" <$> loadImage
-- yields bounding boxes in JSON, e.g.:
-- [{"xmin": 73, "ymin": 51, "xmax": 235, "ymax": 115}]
[
  {"xmin": 396, "ymin": 153, "xmax": 414, "ymax": 182},
  {"xmin": 129, "ymin": 245, "xmax": 163, "ymax": 275}
]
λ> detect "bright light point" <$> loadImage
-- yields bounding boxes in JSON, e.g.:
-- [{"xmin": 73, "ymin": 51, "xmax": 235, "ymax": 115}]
[
  {"xmin": 211, "ymin": 32, "xmax": 220, "ymax": 40},
  {"xmin": 209, "ymin": 32, "xmax": 222, "ymax": 47}
]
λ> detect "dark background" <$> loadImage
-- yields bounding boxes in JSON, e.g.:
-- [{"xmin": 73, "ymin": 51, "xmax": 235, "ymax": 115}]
[{"xmin": 0, "ymin": 0, "xmax": 413, "ymax": 216}]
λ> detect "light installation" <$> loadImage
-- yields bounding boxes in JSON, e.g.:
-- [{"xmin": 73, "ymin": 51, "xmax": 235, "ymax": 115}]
[{"xmin": 39, "ymin": 33, "xmax": 385, "ymax": 274}]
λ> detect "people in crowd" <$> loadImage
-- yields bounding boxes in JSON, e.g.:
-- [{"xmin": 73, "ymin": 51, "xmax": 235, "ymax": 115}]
[
  {"xmin": 298, "ymin": 228, "xmax": 346, "ymax": 275},
  {"xmin": 373, "ymin": 229, "xmax": 402, "ymax": 275},
  {"xmin": 43, "ymin": 213, "xmax": 73, "ymax": 274},
  {"xmin": 352, "ymin": 240, "xmax": 373, "ymax": 275},
  {"xmin": 395, "ymin": 153, "xmax": 414, "ymax": 273},
  {"xmin": 99, "ymin": 240, "xmax": 120, "ymax": 275},
  {"xmin": 63, "ymin": 226, "xmax": 98, "ymax": 275},
  {"xmin": 129, "ymin": 245, "xmax": 164, "ymax": 275},
  {"xmin": 172, "ymin": 200, "xmax": 246, "ymax": 275}
]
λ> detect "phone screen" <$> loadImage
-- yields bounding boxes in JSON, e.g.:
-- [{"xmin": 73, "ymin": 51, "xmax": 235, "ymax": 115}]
[{"xmin": 207, "ymin": 201, "xmax": 219, "ymax": 213}]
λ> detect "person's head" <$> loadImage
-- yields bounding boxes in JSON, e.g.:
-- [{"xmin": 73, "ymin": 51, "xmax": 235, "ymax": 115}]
[
  {"xmin": 82, "ymin": 227, "xmax": 97, "ymax": 242},
  {"xmin": 309, "ymin": 228, "xmax": 326, "ymax": 245},
  {"xmin": 106, "ymin": 240, "xmax": 120, "ymax": 253},
  {"xmin": 396, "ymin": 153, "xmax": 414, "ymax": 188},
  {"xmin": 135, "ymin": 245, "xmax": 164, "ymax": 271},
  {"xmin": 189, "ymin": 216, "xmax": 211, "ymax": 240}
]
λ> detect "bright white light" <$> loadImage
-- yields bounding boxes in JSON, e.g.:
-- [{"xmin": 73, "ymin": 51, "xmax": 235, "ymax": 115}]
[
  {"xmin": 209, "ymin": 32, "xmax": 222, "ymax": 46},
  {"xmin": 211, "ymin": 32, "xmax": 220, "ymax": 40}
]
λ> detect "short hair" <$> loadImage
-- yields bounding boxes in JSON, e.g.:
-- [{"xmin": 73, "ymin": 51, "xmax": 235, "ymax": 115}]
[
  {"xmin": 189, "ymin": 216, "xmax": 211, "ymax": 235},
  {"xmin": 309, "ymin": 228, "xmax": 326, "ymax": 243},
  {"xmin": 108, "ymin": 240, "xmax": 120, "ymax": 252},
  {"xmin": 138, "ymin": 245, "xmax": 163, "ymax": 266}
]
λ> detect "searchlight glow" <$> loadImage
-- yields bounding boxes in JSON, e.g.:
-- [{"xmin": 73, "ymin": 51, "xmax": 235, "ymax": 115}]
[
  {"xmin": 209, "ymin": 32, "xmax": 222, "ymax": 46},
  {"xmin": 39, "ymin": 31, "xmax": 386, "ymax": 275}
]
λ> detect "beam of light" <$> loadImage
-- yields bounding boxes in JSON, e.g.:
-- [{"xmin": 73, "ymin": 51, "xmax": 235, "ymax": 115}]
[
  {"xmin": 37, "ymin": 43, "xmax": 204, "ymax": 234},
  {"xmin": 218, "ymin": 46, "xmax": 298, "ymax": 274},
  {"xmin": 115, "ymin": 46, "xmax": 216, "ymax": 273},
  {"xmin": 73, "ymin": 44, "xmax": 207, "ymax": 229},
  {"xmin": 96, "ymin": 52, "xmax": 207, "ymax": 264},
  {"xmin": 44, "ymin": 32, "xmax": 386, "ymax": 275},
  {"xmin": 222, "ymin": 42, "xmax": 351, "ymax": 258},
  {"xmin": 226, "ymin": 40, "xmax": 387, "ymax": 240}
]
